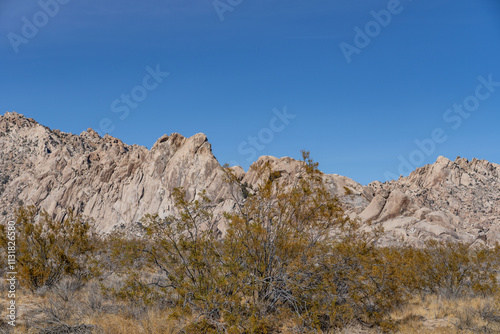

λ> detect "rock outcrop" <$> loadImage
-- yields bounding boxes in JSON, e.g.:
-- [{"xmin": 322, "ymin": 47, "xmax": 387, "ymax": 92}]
[
  {"xmin": 360, "ymin": 156, "xmax": 500, "ymax": 247},
  {"xmin": 0, "ymin": 112, "xmax": 238, "ymax": 232},
  {"xmin": 1, "ymin": 111, "xmax": 499, "ymax": 246}
]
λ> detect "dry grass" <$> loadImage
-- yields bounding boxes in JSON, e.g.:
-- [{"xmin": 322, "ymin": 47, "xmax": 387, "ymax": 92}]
[
  {"xmin": 84, "ymin": 310, "xmax": 181, "ymax": 334},
  {"xmin": 2, "ymin": 292, "xmax": 500, "ymax": 333},
  {"xmin": 0, "ymin": 279, "xmax": 182, "ymax": 334},
  {"xmin": 391, "ymin": 293, "xmax": 500, "ymax": 334},
  {"xmin": 2, "ymin": 274, "xmax": 500, "ymax": 334}
]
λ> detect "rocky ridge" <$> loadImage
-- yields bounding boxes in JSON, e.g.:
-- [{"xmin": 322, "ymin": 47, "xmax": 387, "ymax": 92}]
[
  {"xmin": 0, "ymin": 112, "xmax": 239, "ymax": 233},
  {"xmin": 0, "ymin": 111, "xmax": 499, "ymax": 246}
]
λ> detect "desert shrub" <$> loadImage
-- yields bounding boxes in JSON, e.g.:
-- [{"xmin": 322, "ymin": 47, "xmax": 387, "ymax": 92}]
[
  {"xmin": 0, "ymin": 206, "xmax": 98, "ymax": 292},
  {"xmin": 141, "ymin": 188, "xmax": 233, "ymax": 330},
  {"xmin": 413, "ymin": 241, "xmax": 498, "ymax": 299},
  {"xmin": 111, "ymin": 152, "xmax": 423, "ymax": 332},
  {"xmin": 221, "ymin": 153, "xmax": 367, "ymax": 331}
]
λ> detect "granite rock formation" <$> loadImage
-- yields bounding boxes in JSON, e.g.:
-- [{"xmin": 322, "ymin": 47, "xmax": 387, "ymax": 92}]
[{"xmin": 1, "ymin": 111, "xmax": 499, "ymax": 246}]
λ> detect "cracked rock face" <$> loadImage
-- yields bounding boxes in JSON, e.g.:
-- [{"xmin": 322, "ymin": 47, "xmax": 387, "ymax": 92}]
[
  {"xmin": 0, "ymin": 112, "xmax": 238, "ymax": 233},
  {"xmin": 360, "ymin": 156, "xmax": 500, "ymax": 247},
  {"xmin": 1, "ymin": 112, "xmax": 499, "ymax": 246}
]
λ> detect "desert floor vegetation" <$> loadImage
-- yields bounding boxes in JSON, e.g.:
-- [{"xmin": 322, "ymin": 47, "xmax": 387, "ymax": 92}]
[{"xmin": 1, "ymin": 153, "xmax": 499, "ymax": 333}]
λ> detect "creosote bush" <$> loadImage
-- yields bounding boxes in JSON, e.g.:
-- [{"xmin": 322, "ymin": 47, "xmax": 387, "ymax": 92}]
[{"xmin": 0, "ymin": 205, "xmax": 98, "ymax": 292}]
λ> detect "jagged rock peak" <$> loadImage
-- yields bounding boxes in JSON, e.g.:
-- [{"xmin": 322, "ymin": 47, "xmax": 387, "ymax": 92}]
[
  {"xmin": 435, "ymin": 155, "xmax": 451, "ymax": 164},
  {"xmin": 1, "ymin": 111, "xmax": 38, "ymax": 129},
  {"xmin": 0, "ymin": 112, "xmax": 228, "ymax": 233},
  {"xmin": 1, "ymin": 111, "xmax": 212, "ymax": 155},
  {"xmin": 81, "ymin": 128, "xmax": 101, "ymax": 139},
  {"xmin": 360, "ymin": 155, "xmax": 500, "ymax": 247},
  {"xmin": 151, "ymin": 132, "xmax": 212, "ymax": 157},
  {"xmin": 382, "ymin": 155, "xmax": 500, "ymax": 190}
]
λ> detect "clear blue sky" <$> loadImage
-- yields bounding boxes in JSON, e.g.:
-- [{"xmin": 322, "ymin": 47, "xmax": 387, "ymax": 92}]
[{"xmin": 1, "ymin": 0, "xmax": 500, "ymax": 185}]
